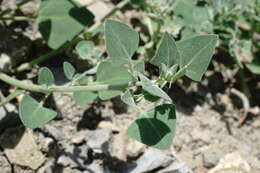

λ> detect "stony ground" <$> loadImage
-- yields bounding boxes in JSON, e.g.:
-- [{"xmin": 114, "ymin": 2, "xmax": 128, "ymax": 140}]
[
  {"xmin": 0, "ymin": 0, "xmax": 260, "ymax": 173},
  {"xmin": 0, "ymin": 89, "xmax": 260, "ymax": 173}
]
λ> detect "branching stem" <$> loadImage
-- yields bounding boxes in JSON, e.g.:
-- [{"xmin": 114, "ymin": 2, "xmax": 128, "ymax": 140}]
[{"xmin": 0, "ymin": 72, "xmax": 135, "ymax": 94}]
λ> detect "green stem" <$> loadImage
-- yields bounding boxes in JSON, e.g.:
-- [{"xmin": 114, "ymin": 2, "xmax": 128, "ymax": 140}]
[
  {"xmin": 15, "ymin": 38, "xmax": 82, "ymax": 72},
  {"xmin": 0, "ymin": 72, "xmax": 133, "ymax": 94},
  {"xmin": 14, "ymin": 0, "xmax": 131, "ymax": 72},
  {"xmin": 170, "ymin": 67, "xmax": 186, "ymax": 82}
]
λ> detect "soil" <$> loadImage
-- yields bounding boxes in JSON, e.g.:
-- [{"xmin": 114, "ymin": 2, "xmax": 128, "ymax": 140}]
[{"xmin": 0, "ymin": 0, "xmax": 260, "ymax": 173}]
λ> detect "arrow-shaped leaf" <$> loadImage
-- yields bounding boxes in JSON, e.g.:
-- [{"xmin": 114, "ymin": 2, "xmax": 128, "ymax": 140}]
[
  {"xmin": 150, "ymin": 32, "xmax": 180, "ymax": 67},
  {"xmin": 19, "ymin": 95, "xmax": 57, "ymax": 128},
  {"xmin": 176, "ymin": 34, "xmax": 218, "ymax": 81},
  {"xmin": 127, "ymin": 104, "xmax": 176, "ymax": 150}
]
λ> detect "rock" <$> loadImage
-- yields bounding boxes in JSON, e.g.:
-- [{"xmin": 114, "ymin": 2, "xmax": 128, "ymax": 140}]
[
  {"xmin": 0, "ymin": 153, "xmax": 12, "ymax": 173},
  {"xmin": 98, "ymin": 121, "xmax": 120, "ymax": 132},
  {"xmin": 84, "ymin": 160, "xmax": 105, "ymax": 173},
  {"xmin": 13, "ymin": 165, "xmax": 34, "ymax": 173},
  {"xmin": 158, "ymin": 161, "xmax": 191, "ymax": 173},
  {"xmin": 126, "ymin": 139, "xmax": 145, "ymax": 158},
  {"xmin": 20, "ymin": 0, "xmax": 40, "ymax": 16},
  {"xmin": 44, "ymin": 125, "xmax": 64, "ymax": 141},
  {"xmin": 0, "ymin": 53, "xmax": 12, "ymax": 72},
  {"xmin": 88, "ymin": 1, "xmax": 112, "ymax": 22},
  {"xmin": 202, "ymin": 150, "xmax": 219, "ymax": 168},
  {"xmin": 57, "ymin": 144, "xmax": 88, "ymax": 169},
  {"xmin": 252, "ymin": 120, "xmax": 260, "ymax": 128},
  {"xmin": 111, "ymin": 132, "xmax": 127, "ymax": 161},
  {"xmin": 39, "ymin": 137, "xmax": 55, "ymax": 153},
  {"xmin": 57, "ymin": 155, "xmax": 74, "ymax": 167},
  {"xmin": 123, "ymin": 150, "xmax": 173, "ymax": 173},
  {"xmin": 208, "ymin": 152, "xmax": 251, "ymax": 173},
  {"xmin": 37, "ymin": 159, "xmax": 55, "ymax": 173},
  {"xmin": 63, "ymin": 167, "xmax": 82, "ymax": 173},
  {"xmin": 0, "ymin": 127, "xmax": 46, "ymax": 170},
  {"xmin": 86, "ymin": 128, "xmax": 112, "ymax": 154},
  {"xmin": 71, "ymin": 131, "xmax": 88, "ymax": 144}
]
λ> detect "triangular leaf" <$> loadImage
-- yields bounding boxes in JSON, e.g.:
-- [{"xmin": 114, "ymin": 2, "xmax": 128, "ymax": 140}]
[
  {"xmin": 63, "ymin": 61, "xmax": 76, "ymax": 80},
  {"xmin": 139, "ymin": 74, "xmax": 172, "ymax": 102},
  {"xmin": 127, "ymin": 104, "xmax": 176, "ymax": 150},
  {"xmin": 97, "ymin": 61, "xmax": 132, "ymax": 100},
  {"xmin": 73, "ymin": 91, "xmax": 97, "ymax": 105},
  {"xmin": 19, "ymin": 95, "xmax": 57, "ymax": 128},
  {"xmin": 105, "ymin": 19, "xmax": 139, "ymax": 63},
  {"xmin": 246, "ymin": 59, "xmax": 260, "ymax": 74},
  {"xmin": 38, "ymin": 67, "xmax": 55, "ymax": 85},
  {"xmin": 150, "ymin": 32, "xmax": 180, "ymax": 67},
  {"xmin": 37, "ymin": 0, "xmax": 94, "ymax": 49},
  {"xmin": 177, "ymin": 34, "xmax": 218, "ymax": 81},
  {"xmin": 121, "ymin": 89, "xmax": 136, "ymax": 107}
]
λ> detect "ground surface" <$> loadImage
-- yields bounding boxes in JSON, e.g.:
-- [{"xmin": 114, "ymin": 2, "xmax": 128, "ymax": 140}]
[{"xmin": 0, "ymin": 0, "xmax": 260, "ymax": 173}]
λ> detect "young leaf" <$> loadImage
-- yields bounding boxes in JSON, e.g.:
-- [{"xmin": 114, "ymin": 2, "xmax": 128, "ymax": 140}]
[
  {"xmin": 121, "ymin": 89, "xmax": 136, "ymax": 107},
  {"xmin": 177, "ymin": 34, "xmax": 218, "ymax": 81},
  {"xmin": 38, "ymin": 67, "xmax": 55, "ymax": 85},
  {"xmin": 76, "ymin": 41, "xmax": 102, "ymax": 60},
  {"xmin": 73, "ymin": 91, "xmax": 97, "ymax": 105},
  {"xmin": 139, "ymin": 74, "xmax": 172, "ymax": 102},
  {"xmin": 63, "ymin": 62, "xmax": 76, "ymax": 80},
  {"xmin": 105, "ymin": 19, "xmax": 139, "ymax": 63},
  {"xmin": 19, "ymin": 95, "xmax": 57, "ymax": 128},
  {"xmin": 97, "ymin": 61, "xmax": 132, "ymax": 100},
  {"xmin": 150, "ymin": 32, "xmax": 180, "ymax": 67},
  {"xmin": 127, "ymin": 104, "xmax": 176, "ymax": 150},
  {"xmin": 37, "ymin": 0, "xmax": 94, "ymax": 49}
]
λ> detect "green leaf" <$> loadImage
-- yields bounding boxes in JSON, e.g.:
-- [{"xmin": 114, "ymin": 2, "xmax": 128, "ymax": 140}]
[
  {"xmin": 73, "ymin": 91, "xmax": 97, "ymax": 105},
  {"xmin": 37, "ymin": 0, "xmax": 94, "ymax": 49},
  {"xmin": 127, "ymin": 104, "xmax": 176, "ymax": 150},
  {"xmin": 76, "ymin": 41, "xmax": 102, "ymax": 60},
  {"xmin": 63, "ymin": 62, "xmax": 76, "ymax": 80},
  {"xmin": 121, "ymin": 89, "xmax": 136, "ymax": 107},
  {"xmin": 133, "ymin": 60, "xmax": 145, "ymax": 74},
  {"xmin": 97, "ymin": 61, "xmax": 132, "ymax": 100},
  {"xmin": 38, "ymin": 67, "xmax": 55, "ymax": 85},
  {"xmin": 19, "ymin": 95, "xmax": 57, "ymax": 128},
  {"xmin": 246, "ymin": 59, "xmax": 260, "ymax": 74},
  {"xmin": 139, "ymin": 74, "xmax": 172, "ymax": 102},
  {"xmin": 150, "ymin": 32, "xmax": 180, "ymax": 67},
  {"xmin": 142, "ymin": 90, "xmax": 160, "ymax": 103},
  {"xmin": 0, "ymin": 90, "xmax": 25, "ymax": 107},
  {"xmin": 174, "ymin": 0, "xmax": 212, "ymax": 32},
  {"xmin": 105, "ymin": 19, "xmax": 139, "ymax": 63},
  {"xmin": 177, "ymin": 34, "xmax": 218, "ymax": 81}
]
